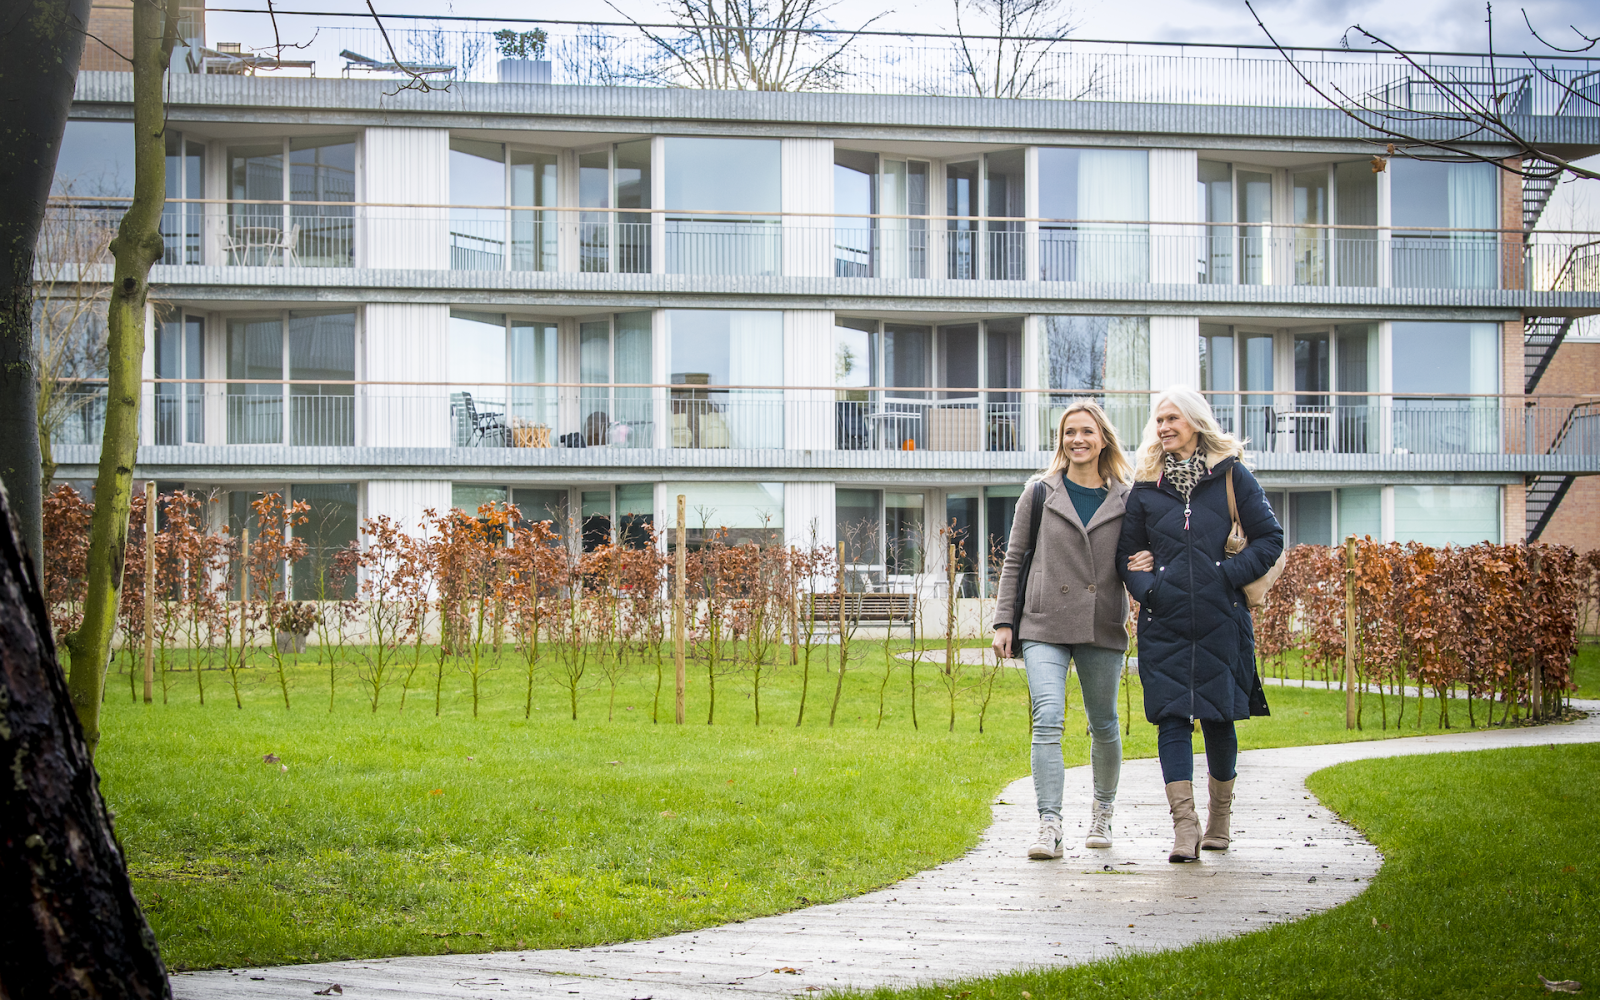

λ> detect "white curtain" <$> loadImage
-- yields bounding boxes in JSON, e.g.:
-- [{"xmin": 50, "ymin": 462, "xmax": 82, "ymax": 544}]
[
  {"xmin": 880, "ymin": 160, "xmax": 908, "ymax": 279},
  {"xmin": 1447, "ymin": 163, "xmax": 1497, "ymax": 289},
  {"xmin": 1468, "ymin": 321, "xmax": 1499, "ymax": 453},
  {"xmin": 728, "ymin": 310, "xmax": 784, "ymax": 449},
  {"xmin": 1078, "ymin": 150, "xmax": 1149, "ymax": 283}
]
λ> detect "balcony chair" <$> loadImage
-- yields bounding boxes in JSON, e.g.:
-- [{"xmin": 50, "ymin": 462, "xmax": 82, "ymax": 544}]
[{"xmin": 457, "ymin": 392, "xmax": 508, "ymax": 447}]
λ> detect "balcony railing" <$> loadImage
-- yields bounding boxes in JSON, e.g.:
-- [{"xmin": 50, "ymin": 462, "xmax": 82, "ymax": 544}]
[
  {"xmin": 43, "ymin": 200, "xmax": 1600, "ymax": 293},
  {"xmin": 48, "ymin": 384, "xmax": 1600, "ymax": 462},
  {"xmin": 316, "ymin": 24, "xmax": 1598, "ymax": 113}
]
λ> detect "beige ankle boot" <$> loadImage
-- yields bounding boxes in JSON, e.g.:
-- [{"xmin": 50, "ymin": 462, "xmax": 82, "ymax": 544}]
[
  {"xmin": 1165, "ymin": 781, "xmax": 1201, "ymax": 863},
  {"xmin": 1201, "ymin": 775, "xmax": 1235, "ymax": 851}
]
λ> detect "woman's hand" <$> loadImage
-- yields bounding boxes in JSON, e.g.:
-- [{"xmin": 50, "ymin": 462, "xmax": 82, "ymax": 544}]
[
  {"xmin": 1126, "ymin": 550, "xmax": 1154, "ymax": 573},
  {"xmin": 992, "ymin": 626, "xmax": 1015, "ymax": 661}
]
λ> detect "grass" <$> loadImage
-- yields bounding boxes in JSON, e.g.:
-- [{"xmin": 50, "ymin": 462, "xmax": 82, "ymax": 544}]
[
  {"xmin": 1573, "ymin": 643, "xmax": 1600, "ymax": 700},
  {"xmin": 852, "ymin": 743, "xmax": 1600, "ymax": 1000},
  {"xmin": 96, "ymin": 641, "xmax": 1550, "ymax": 971}
]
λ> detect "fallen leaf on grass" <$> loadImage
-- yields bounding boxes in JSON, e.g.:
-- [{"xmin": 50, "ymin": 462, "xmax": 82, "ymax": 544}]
[
  {"xmin": 1539, "ymin": 976, "xmax": 1581, "ymax": 993},
  {"xmin": 312, "ymin": 986, "xmax": 342, "ymax": 995},
  {"xmin": 659, "ymin": 810, "xmax": 677, "ymax": 818},
  {"xmin": 262, "ymin": 753, "xmax": 279, "ymax": 763},
  {"xmin": 773, "ymin": 967, "xmax": 801, "ymax": 974},
  {"xmin": 429, "ymin": 789, "xmax": 443, "ymax": 796},
  {"xmin": 427, "ymin": 931, "xmax": 487, "ymax": 938}
]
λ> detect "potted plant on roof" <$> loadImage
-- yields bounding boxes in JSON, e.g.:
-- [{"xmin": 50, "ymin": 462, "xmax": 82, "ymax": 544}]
[
  {"xmin": 275, "ymin": 600, "xmax": 316, "ymax": 655},
  {"xmin": 495, "ymin": 29, "xmax": 551, "ymax": 85}
]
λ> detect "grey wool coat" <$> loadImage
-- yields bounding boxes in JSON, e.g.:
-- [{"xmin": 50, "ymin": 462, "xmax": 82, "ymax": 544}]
[{"xmin": 992, "ymin": 474, "xmax": 1131, "ymax": 651}]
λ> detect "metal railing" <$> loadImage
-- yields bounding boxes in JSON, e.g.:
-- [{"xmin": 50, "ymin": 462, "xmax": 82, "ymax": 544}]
[
  {"xmin": 318, "ymin": 25, "xmax": 1600, "ymax": 112},
  {"xmin": 46, "ymin": 385, "xmax": 1600, "ymax": 461},
  {"xmin": 43, "ymin": 202, "xmax": 1600, "ymax": 293}
]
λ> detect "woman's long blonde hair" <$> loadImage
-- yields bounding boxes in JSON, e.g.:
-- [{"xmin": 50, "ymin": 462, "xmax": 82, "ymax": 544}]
[
  {"xmin": 1132, "ymin": 385, "xmax": 1245, "ymax": 481},
  {"xmin": 1043, "ymin": 399, "xmax": 1132, "ymax": 485}
]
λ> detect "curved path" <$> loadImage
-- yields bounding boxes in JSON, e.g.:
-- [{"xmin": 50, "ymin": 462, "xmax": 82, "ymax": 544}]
[{"xmin": 176, "ymin": 698, "xmax": 1600, "ymax": 1000}]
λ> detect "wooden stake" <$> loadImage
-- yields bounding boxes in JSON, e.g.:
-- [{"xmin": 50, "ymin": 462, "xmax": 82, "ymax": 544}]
[
  {"xmin": 240, "ymin": 527, "xmax": 251, "ymax": 665},
  {"xmin": 789, "ymin": 546, "xmax": 800, "ymax": 665},
  {"xmin": 1344, "ymin": 534, "xmax": 1357, "ymax": 730},
  {"xmin": 142, "ymin": 482, "xmax": 156, "ymax": 704},
  {"xmin": 946, "ymin": 542, "xmax": 957, "ymax": 677},
  {"xmin": 674, "ymin": 494, "xmax": 686, "ymax": 725}
]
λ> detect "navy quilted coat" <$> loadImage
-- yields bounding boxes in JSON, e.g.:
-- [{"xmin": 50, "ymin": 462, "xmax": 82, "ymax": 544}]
[{"xmin": 1116, "ymin": 455, "xmax": 1284, "ymax": 724}]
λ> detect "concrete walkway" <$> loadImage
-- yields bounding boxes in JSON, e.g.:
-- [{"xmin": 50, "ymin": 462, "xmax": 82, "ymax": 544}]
[{"xmin": 176, "ymin": 701, "xmax": 1600, "ymax": 1000}]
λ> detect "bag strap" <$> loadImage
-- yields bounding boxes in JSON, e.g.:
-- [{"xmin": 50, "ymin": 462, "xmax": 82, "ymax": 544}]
[
  {"xmin": 1225, "ymin": 464, "xmax": 1242, "ymax": 536},
  {"xmin": 1027, "ymin": 479, "xmax": 1045, "ymax": 551}
]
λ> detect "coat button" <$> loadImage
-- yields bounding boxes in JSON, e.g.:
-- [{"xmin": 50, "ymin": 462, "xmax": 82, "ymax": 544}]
[
  {"xmin": 1087, "ymin": 584, "xmax": 1097, "ymax": 594},
  {"xmin": 1060, "ymin": 585, "xmax": 1069, "ymax": 593}
]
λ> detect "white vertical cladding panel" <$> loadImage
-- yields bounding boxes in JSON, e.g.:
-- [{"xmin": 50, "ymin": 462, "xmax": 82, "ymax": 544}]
[
  {"xmin": 366, "ymin": 480, "xmax": 451, "ymax": 534},
  {"xmin": 141, "ymin": 301, "xmax": 157, "ymax": 446},
  {"xmin": 364, "ymin": 303, "xmax": 450, "ymax": 447},
  {"xmin": 1149, "ymin": 148, "xmax": 1199, "ymax": 285},
  {"xmin": 782, "ymin": 139, "xmax": 832, "ymax": 277},
  {"xmin": 1148, "ymin": 316, "xmax": 1200, "ymax": 393},
  {"xmin": 362, "ymin": 128, "xmax": 449, "ymax": 269},
  {"xmin": 785, "ymin": 310, "xmax": 833, "ymax": 450},
  {"xmin": 783, "ymin": 481, "xmax": 835, "ymax": 551}
]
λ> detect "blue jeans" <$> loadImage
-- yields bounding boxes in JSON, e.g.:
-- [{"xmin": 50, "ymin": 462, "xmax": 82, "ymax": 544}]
[
  {"xmin": 1156, "ymin": 718, "xmax": 1238, "ymax": 784},
  {"xmin": 1022, "ymin": 640, "xmax": 1125, "ymax": 820}
]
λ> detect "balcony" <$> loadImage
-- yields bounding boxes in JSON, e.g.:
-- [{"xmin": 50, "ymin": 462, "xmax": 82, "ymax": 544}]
[
  {"xmin": 49, "ymin": 384, "xmax": 1600, "ymax": 473},
  {"xmin": 40, "ymin": 200, "xmax": 1600, "ymax": 296}
]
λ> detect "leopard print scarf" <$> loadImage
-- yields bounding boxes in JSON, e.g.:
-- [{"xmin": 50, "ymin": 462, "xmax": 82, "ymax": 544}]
[{"xmin": 1161, "ymin": 451, "xmax": 1208, "ymax": 502}]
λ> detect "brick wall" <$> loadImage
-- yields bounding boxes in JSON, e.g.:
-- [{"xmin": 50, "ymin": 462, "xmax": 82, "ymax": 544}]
[
  {"xmin": 82, "ymin": 1, "xmax": 133, "ymax": 72},
  {"xmin": 1501, "ymin": 157, "xmax": 1524, "ymax": 289},
  {"xmin": 1536, "ymin": 340, "xmax": 1600, "ymax": 553}
]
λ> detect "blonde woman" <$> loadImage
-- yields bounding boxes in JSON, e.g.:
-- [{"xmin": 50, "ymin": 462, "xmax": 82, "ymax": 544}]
[
  {"xmin": 992, "ymin": 400, "xmax": 1133, "ymax": 859},
  {"xmin": 1116, "ymin": 386, "xmax": 1283, "ymax": 863}
]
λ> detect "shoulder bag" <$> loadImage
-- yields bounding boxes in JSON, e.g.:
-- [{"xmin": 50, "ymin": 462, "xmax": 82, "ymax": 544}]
[
  {"xmin": 1223, "ymin": 468, "xmax": 1279, "ymax": 718},
  {"xmin": 1009, "ymin": 480, "xmax": 1047, "ymax": 642},
  {"xmin": 1224, "ymin": 466, "xmax": 1287, "ymax": 611}
]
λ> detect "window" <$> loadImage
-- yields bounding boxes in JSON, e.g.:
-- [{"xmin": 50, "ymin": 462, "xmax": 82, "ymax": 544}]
[
  {"xmin": 1198, "ymin": 160, "xmax": 1232, "ymax": 284},
  {"xmin": 163, "ymin": 131, "xmax": 205, "ymax": 264},
  {"xmin": 1393, "ymin": 486, "xmax": 1500, "ymax": 545},
  {"xmin": 577, "ymin": 140, "xmax": 653, "ymax": 274},
  {"xmin": 663, "ymin": 482, "xmax": 783, "ymax": 547},
  {"xmin": 1237, "ymin": 169, "xmax": 1273, "ymax": 284},
  {"xmin": 1391, "ymin": 160, "xmax": 1497, "ymax": 289},
  {"xmin": 834, "ymin": 489, "xmax": 926, "ymax": 587},
  {"xmin": 986, "ymin": 149, "xmax": 1026, "ymax": 280},
  {"xmin": 665, "ymin": 137, "xmax": 778, "ymax": 276},
  {"xmin": 450, "ymin": 138, "xmax": 507, "ymax": 270},
  {"xmin": 1392, "ymin": 321, "xmax": 1499, "ymax": 453},
  {"xmin": 228, "ymin": 136, "xmax": 355, "ymax": 266},
  {"xmin": 453, "ymin": 484, "xmax": 509, "ymax": 511},
  {"xmin": 1203, "ymin": 323, "xmax": 1378, "ymax": 454},
  {"xmin": 512, "ymin": 488, "xmax": 571, "ymax": 540},
  {"xmin": 667, "ymin": 310, "xmax": 783, "ymax": 449},
  {"xmin": 292, "ymin": 483, "xmax": 358, "ymax": 600},
  {"xmin": 227, "ymin": 310, "xmax": 355, "ymax": 446},
  {"xmin": 579, "ymin": 312, "xmax": 653, "ymax": 449},
  {"xmin": 155, "ymin": 310, "xmax": 204, "ymax": 445},
  {"xmin": 511, "ymin": 149, "xmax": 559, "ymax": 271},
  {"xmin": 1338, "ymin": 486, "xmax": 1382, "ymax": 540},
  {"xmin": 1040, "ymin": 315, "xmax": 1150, "ymax": 446},
  {"xmin": 833, "ymin": 150, "xmax": 930, "ymax": 279},
  {"xmin": 1288, "ymin": 491, "xmax": 1332, "ymax": 547},
  {"xmin": 1291, "ymin": 169, "xmax": 1329, "ymax": 286},
  {"xmin": 946, "ymin": 160, "xmax": 979, "ymax": 280},
  {"xmin": 448, "ymin": 310, "xmax": 560, "ymax": 447},
  {"xmin": 1334, "ymin": 161, "xmax": 1378, "ymax": 287},
  {"xmin": 1038, "ymin": 148, "xmax": 1149, "ymax": 282},
  {"xmin": 833, "ymin": 318, "xmax": 1022, "ymax": 451}
]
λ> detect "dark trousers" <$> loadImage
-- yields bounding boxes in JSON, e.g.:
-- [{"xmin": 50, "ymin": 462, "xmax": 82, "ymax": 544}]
[{"xmin": 1156, "ymin": 717, "xmax": 1238, "ymax": 784}]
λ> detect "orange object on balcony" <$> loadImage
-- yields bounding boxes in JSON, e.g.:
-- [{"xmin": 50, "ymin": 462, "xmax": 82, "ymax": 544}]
[{"xmin": 902, "ymin": 438, "xmax": 916, "ymax": 451}]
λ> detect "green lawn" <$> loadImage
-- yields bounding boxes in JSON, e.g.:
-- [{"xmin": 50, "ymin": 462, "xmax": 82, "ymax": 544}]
[
  {"xmin": 96, "ymin": 642, "xmax": 1554, "ymax": 971},
  {"xmin": 1574, "ymin": 643, "xmax": 1600, "ymax": 700},
  {"xmin": 850, "ymin": 743, "xmax": 1600, "ymax": 1000}
]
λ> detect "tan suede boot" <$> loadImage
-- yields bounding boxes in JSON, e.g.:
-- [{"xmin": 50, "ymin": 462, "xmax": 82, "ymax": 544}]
[
  {"xmin": 1165, "ymin": 781, "xmax": 1201, "ymax": 863},
  {"xmin": 1201, "ymin": 775, "xmax": 1235, "ymax": 851}
]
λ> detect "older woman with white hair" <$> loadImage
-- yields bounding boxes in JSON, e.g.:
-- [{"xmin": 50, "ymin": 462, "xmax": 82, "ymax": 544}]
[{"xmin": 1116, "ymin": 386, "xmax": 1283, "ymax": 863}]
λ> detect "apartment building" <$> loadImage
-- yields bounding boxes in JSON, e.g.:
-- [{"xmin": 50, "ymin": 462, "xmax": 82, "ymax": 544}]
[{"xmin": 51, "ymin": 34, "xmax": 1600, "ymax": 596}]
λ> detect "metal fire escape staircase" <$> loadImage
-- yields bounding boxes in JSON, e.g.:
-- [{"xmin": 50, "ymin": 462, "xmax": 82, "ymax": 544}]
[
  {"xmin": 1526, "ymin": 402, "xmax": 1598, "ymax": 541},
  {"xmin": 1522, "ymin": 172, "xmax": 1569, "ymax": 393}
]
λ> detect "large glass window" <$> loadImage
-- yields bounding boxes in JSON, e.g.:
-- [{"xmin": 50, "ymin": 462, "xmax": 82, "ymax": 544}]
[
  {"xmin": 663, "ymin": 482, "xmax": 783, "ymax": 547},
  {"xmin": 1392, "ymin": 321, "xmax": 1499, "ymax": 453},
  {"xmin": 1199, "ymin": 323, "xmax": 1236, "ymax": 433},
  {"xmin": 450, "ymin": 311, "xmax": 563, "ymax": 448},
  {"xmin": 1334, "ymin": 161, "xmax": 1378, "ymax": 287},
  {"xmin": 579, "ymin": 141, "xmax": 653, "ymax": 274},
  {"xmin": 163, "ymin": 131, "xmax": 205, "ymax": 265},
  {"xmin": 1338, "ymin": 486, "xmax": 1382, "ymax": 540},
  {"xmin": 833, "ymin": 489, "xmax": 926, "ymax": 588},
  {"xmin": 1038, "ymin": 148, "xmax": 1149, "ymax": 282},
  {"xmin": 668, "ymin": 310, "xmax": 783, "ymax": 449},
  {"xmin": 579, "ymin": 312, "xmax": 653, "ymax": 449},
  {"xmin": 1292, "ymin": 169, "xmax": 1329, "ymax": 286},
  {"xmin": 946, "ymin": 160, "xmax": 980, "ymax": 280},
  {"xmin": 1237, "ymin": 169, "xmax": 1273, "ymax": 284},
  {"xmin": 228, "ymin": 136, "xmax": 354, "ymax": 267},
  {"xmin": 510, "ymin": 149, "xmax": 559, "ymax": 271},
  {"xmin": 1391, "ymin": 160, "xmax": 1498, "ymax": 289},
  {"xmin": 1197, "ymin": 160, "xmax": 1232, "ymax": 284},
  {"xmin": 665, "ymin": 137, "xmax": 779, "ymax": 275},
  {"xmin": 1393, "ymin": 485, "xmax": 1500, "ymax": 545},
  {"xmin": 227, "ymin": 315, "xmax": 284, "ymax": 444},
  {"xmin": 55, "ymin": 121, "xmax": 135, "ymax": 198},
  {"xmin": 450, "ymin": 138, "xmax": 507, "ymax": 270},
  {"xmin": 1288, "ymin": 491, "xmax": 1333, "ymax": 546},
  {"xmin": 834, "ymin": 149, "xmax": 876, "ymax": 277},
  {"xmin": 292, "ymin": 483, "xmax": 358, "ymax": 600},
  {"xmin": 1040, "ymin": 315, "xmax": 1150, "ymax": 446},
  {"xmin": 986, "ymin": 149, "xmax": 1026, "ymax": 280},
  {"xmin": 155, "ymin": 310, "xmax": 204, "ymax": 446},
  {"xmin": 288, "ymin": 311, "xmax": 355, "ymax": 446}
]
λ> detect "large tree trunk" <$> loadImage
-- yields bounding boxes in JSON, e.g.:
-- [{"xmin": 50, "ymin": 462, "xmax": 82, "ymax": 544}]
[
  {"xmin": 0, "ymin": 0, "xmax": 94, "ymax": 575},
  {"xmin": 63, "ymin": 0, "xmax": 179, "ymax": 754},
  {"xmin": 0, "ymin": 482, "xmax": 172, "ymax": 1000}
]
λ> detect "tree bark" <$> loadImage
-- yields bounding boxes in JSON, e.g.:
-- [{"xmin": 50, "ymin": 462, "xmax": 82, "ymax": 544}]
[
  {"xmin": 63, "ymin": 0, "xmax": 178, "ymax": 754},
  {"xmin": 0, "ymin": 0, "xmax": 94, "ymax": 576},
  {"xmin": 0, "ymin": 482, "xmax": 172, "ymax": 1000}
]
